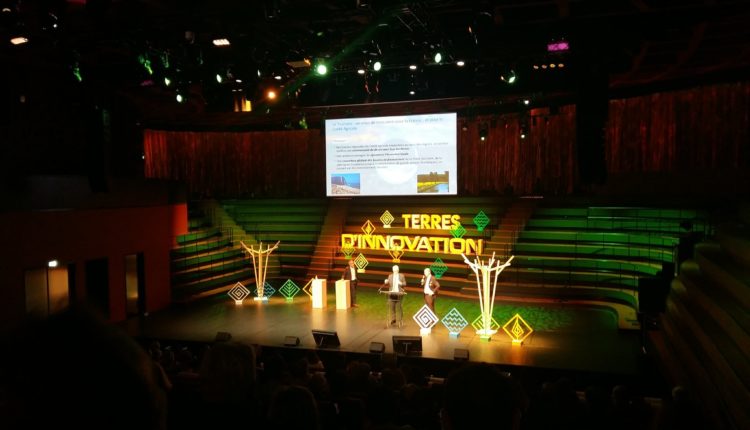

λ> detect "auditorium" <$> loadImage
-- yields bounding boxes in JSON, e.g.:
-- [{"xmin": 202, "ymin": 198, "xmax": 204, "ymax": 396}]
[{"xmin": 1, "ymin": 1, "xmax": 748, "ymax": 429}]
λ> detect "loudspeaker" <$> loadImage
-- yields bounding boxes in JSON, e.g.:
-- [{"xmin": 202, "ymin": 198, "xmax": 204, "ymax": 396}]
[
  {"xmin": 454, "ymin": 348, "xmax": 469, "ymax": 361},
  {"xmin": 283, "ymin": 336, "xmax": 300, "ymax": 347},
  {"xmin": 369, "ymin": 342, "xmax": 386, "ymax": 354},
  {"xmin": 311, "ymin": 330, "xmax": 340, "ymax": 348},
  {"xmin": 638, "ymin": 277, "xmax": 670, "ymax": 314},
  {"xmin": 392, "ymin": 336, "xmax": 422, "ymax": 356},
  {"xmin": 214, "ymin": 331, "xmax": 232, "ymax": 342}
]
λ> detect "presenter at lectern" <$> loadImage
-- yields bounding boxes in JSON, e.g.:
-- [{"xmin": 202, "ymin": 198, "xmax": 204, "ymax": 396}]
[
  {"xmin": 384, "ymin": 265, "xmax": 406, "ymax": 325},
  {"xmin": 421, "ymin": 267, "xmax": 440, "ymax": 313},
  {"xmin": 341, "ymin": 259, "xmax": 359, "ymax": 307}
]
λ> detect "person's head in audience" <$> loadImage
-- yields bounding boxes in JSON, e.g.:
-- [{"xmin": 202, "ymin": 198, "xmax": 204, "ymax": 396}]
[
  {"xmin": 0, "ymin": 304, "xmax": 168, "ymax": 430},
  {"xmin": 267, "ymin": 384, "xmax": 320, "ymax": 430},
  {"xmin": 198, "ymin": 340, "xmax": 256, "ymax": 405},
  {"xmin": 441, "ymin": 363, "xmax": 522, "ymax": 430}
]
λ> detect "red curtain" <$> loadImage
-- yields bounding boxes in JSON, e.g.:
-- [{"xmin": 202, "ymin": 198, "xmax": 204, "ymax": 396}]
[
  {"xmin": 143, "ymin": 81, "xmax": 750, "ymax": 197},
  {"xmin": 606, "ymin": 82, "xmax": 750, "ymax": 174},
  {"xmin": 144, "ymin": 129, "xmax": 326, "ymax": 198}
]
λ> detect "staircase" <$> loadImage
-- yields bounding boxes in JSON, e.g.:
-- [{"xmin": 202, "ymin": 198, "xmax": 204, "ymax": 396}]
[
  {"xmin": 306, "ymin": 199, "xmax": 351, "ymax": 279},
  {"xmin": 484, "ymin": 197, "xmax": 539, "ymax": 259},
  {"xmin": 170, "ymin": 204, "xmax": 256, "ymax": 304}
]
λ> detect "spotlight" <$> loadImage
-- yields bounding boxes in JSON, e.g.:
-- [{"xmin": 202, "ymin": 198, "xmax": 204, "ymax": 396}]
[
  {"xmin": 409, "ymin": 90, "xmax": 415, "ymax": 95},
  {"xmin": 373, "ymin": 61, "xmax": 382, "ymax": 71},
  {"xmin": 266, "ymin": 89, "xmax": 277, "ymax": 100},
  {"xmin": 357, "ymin": 68, "xmax": 365, "ymax": 75},
  {"xmin": 533, "ymin": 65, "xmax": 539, "ymax": 70},
  {"xmin": 164, "ymin": 77, "xmax": 172, "ymax": 86},
  {"xmin": 558, "ymin": 63, "xmax": 565, "ymax": 68},
  {"xmin": 212, "ymin": 38, "xmax": 230, "ymax": 46},
  {"xmin": 176, "ymin": 93, "xmax": 185, "ymax": 103},
  {"xmin": 456, "ymin": 60, "xmax": 465, "ymax": 67},
  {"xmin": 48, "ymin": 260, "xmax": 58, "ymax": 268},
  {"xmin": 72, "ymin": 63, "xmax": 82, "ymax": 82},
  {"xmin": 547, "ymin": 40, "xmax": 569, "ymax": 52},
  {"xmin": 274, "ymin": 74, "xmax": 282, "ymax": 80},
  {"xmin": 10, "ymin": 36, "xmax": 28, "ymax": 45},
  {"xmin": 315, "ymin": 63, "xmax": 328, "ymax": 76},
  {"xmin": 434, "ymin": 52, "xmax": 442, "ymax": 64},
  {"xmin": 501, "ymin": 69, "xmax": 516, "ymax": 84},
  {"xmin": 215, "ymin": 73, "xmax": 223, "ymax": 83},
  {"xmin": 523, "ymin": 99, "xmax": 530, "ymax": 105},
  {"xmin": 520, "ymin": 132, "xmax": 526, "ymax": 139},
  {"xmin": 409, "ymin": 64, "xmax": 417, "ymax": 70},
  {"xmin": 479, "ymin": 123, "xmax": 488, "ymax": 141}
]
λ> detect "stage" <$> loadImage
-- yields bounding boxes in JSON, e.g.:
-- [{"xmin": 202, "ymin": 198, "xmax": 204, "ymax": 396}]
[{"xmin": 121, "ymin": 286, "xmax": 645, "ymax": 376}]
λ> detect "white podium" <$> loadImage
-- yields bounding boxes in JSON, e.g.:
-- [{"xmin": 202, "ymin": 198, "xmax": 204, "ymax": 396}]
[
  {"xmin": 312, "ymin": 278, "xmax": 327, "ymax": 309},
  {"xmin": 335, "ymin": 280, "xmax": 351, "ymax": 309}
]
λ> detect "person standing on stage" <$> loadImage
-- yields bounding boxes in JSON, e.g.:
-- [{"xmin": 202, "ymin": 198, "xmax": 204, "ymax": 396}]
[
  {"xmin": 421, "ymin": 267, "xmax": 440, "ymax": 313},
  {"xmin": 384, "ymin": 265, "xmax": 406, "ymax": 325},
  {"xmin": 341, "ymin": 259, "xmax": 359, "ymax": 307}
]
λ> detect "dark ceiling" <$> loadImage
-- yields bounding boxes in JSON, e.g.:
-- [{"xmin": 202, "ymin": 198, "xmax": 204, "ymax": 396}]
[{"xmin": 3, "ymin": 0, "xmax": 750, "ymax": 120}]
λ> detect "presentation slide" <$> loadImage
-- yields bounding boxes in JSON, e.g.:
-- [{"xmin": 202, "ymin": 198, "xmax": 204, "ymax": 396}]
[{"xmin": 325, "ymin": 113, "xmax": 457, "ymax": 196}]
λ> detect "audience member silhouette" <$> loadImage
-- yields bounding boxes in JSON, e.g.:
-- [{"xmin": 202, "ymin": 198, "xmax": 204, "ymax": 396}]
[
  {"xmin": 440, "ymin": 363, "xmax": 523, "ymax": 430},
  {"xmin": 0, "ymin": 305, "xmax": 169, "ymax": 430}
]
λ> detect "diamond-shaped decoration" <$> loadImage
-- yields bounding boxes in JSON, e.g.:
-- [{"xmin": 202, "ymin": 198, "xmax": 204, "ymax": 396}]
[
  {"xmin": 380, "ymin": 210, "xmax": 395, "ymax": 228},
  {"xmin": 388, "ymin": 247, "xmax": 404, "ymax": 263},
  {"xmin": 473, "ymin": 210, "xmax": 490, "ymax": 232},
  {"xmin": 471, "ymin": 314, "xmax": 500, "ymax": 332},
  {"xmin": 502, "ymin": 313, "xmax": 534, "ymax": 344},
  {"xmin": 413, "ymin": 304, "xmax": 439, "ymax": 330},
  {"xmin": 301, "ymin": 278, "xmax": 313, "ymax": 297},
  {"xmin": 441, "ymin": 308, "xmax": 469, "ymax": 335},
  {"xmin": 228, "ymin": 282, "xmax": 250, "ymax": 302},
  {"xmin": 450, "ymin": 223, "xmax": 466, "ymax": 238},
  {"xmin": 341, "ymin": 244, "xmax": 355, "ymax": 259},
  {"xmin": 430, "ymin": 258, "xmax": 448, "ymax": 279},
  {"xmin": 354, "ymin": 253, "xmax": 369, "ymax": 272},
  {"xmin": 361, "ymin": 220, "xmax": 376, "ymax": 236},
  {"xmin": 279, "ymin": 279, "xmax": 301, "ymax": 300},
  {"xmin": 253, "ymin": 281, "xmax": 276, "ymax": 299}
]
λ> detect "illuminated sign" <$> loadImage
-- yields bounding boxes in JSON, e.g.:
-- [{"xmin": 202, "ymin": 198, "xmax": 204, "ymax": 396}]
[
  {"xmin": 253, "ymin": 281, "xmax": 275, "ymax": 300},
  {"xmin": 342, "ymin": 212, "xmax": 484, "ymax": 256},
  {"xmin": 413, "ymin": 304, "xmax": 439, "ymax": 335},
  {"xmin": 380, "ymin": 210, "xmax": 395, "ymax": 228},
  {"xmin": 228, "ymin": 282, "xmax": 250, "ymax": 304},
  {"xmin": 354, "ymin": 253, "xmax": 369, "ymax": 272},
  {"xmin": 441, "ymin": 307, "xmax": 469, "ymax": 337},
  {"xmin": 279, "ymin": 279, "xmax": 301, "ymax": 301},
  {"xmin": 502, "ymin": 313, "xmax": 533, "ymax": 345},
  {"xmin": 388, "ymin": 246, "xmax": 405, "ymax": 263}
]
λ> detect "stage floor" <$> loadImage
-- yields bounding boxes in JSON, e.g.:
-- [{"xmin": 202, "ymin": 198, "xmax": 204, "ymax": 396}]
[{"xmin": 121, "ymin": 287, "xmax": 643, "ymax": 376}]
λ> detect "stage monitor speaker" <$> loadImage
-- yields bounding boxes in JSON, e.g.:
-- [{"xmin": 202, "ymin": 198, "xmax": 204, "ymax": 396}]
[
  {"xmin": 312, "ymin": 330, "xmax": 341, "ymax": 348},
  {"xmin": 369, "ymin": 342, "xmax": 386, "ymax": 354},
  {"xmin": 214, "ymin": 331, "xmax": 232, "ymax": 343},
  {"xmin": 454, "ymin": 348, "xmax": 469, "ymax": 361},
  {"xmin": 283, "ymin": 336, "xmax": 300, "ymax": 347},
  {"xmin": 392, "ymin": 335, "xmax": 422, "ymax": 356}
]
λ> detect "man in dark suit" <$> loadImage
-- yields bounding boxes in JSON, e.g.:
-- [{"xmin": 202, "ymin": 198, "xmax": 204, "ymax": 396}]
[{"xmin": 341, "ymin": 259, "xmax": 359, "ymax": 307}]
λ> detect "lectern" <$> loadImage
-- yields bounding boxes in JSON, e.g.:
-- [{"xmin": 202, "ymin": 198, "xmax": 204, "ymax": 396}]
[
  {"xmin": 378, "ymin": 287, "xmax": 406, "ymax": 328},
  {"xmin": 312, "ymin": 278, "xmax": 327, "ymax": 309},
  {"xmin": 335, "ymin": 279, "xmax": 351, "ymax": 309}
]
